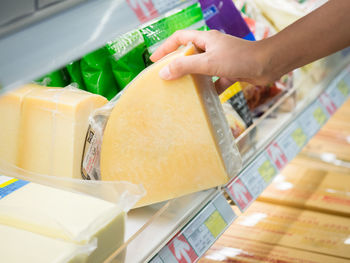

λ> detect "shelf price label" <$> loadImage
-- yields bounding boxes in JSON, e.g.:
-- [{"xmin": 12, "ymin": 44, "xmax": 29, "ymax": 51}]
[
  {"xmin": 291, "ymin": 127, "xmax": 308, "ymax": 148},
  {"xmin": 226, "ymin": 178, "xmax": 253, "ymax": 211},
  {"xmin": 266, "ymin": 142, "xmax": 288, "ymax": 170},
  {"xmin": 258, "ymin": 159, "xmax": 277, "ymax": 183},
  {"xmin": 312, "ymin": 106, "xmax": 327, "ymax": 126},
  {"xmin": 337, "ymin": 79, "xmax": 350, "ymax": 97},
  {"xmin": 151, "ymin": 194, "xmax": 235, "ymax": 263},
  {"xmin": 319, "ymin": 93, "xmax": 337, "ymax": 116}
]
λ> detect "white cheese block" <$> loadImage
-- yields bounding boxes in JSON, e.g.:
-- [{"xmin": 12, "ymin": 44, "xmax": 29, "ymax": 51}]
[
  {"xmin": 0, "ymin": 224, "xmax": 93, "ymax": 263},
  {"xmin": 0, "ymin": 175, "xmax": 125, "ymax": 263}
]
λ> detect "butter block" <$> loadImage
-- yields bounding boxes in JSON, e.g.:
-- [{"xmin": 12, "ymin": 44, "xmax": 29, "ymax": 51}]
[
  {"xmin": 0, "ymin": 84, "xmax": 45, "ymax": 166},
  {"xmin": 0, "ymin": 224, "xmax": 92, "ymax": 263},
  {"xmin": 101, "ymin": 45, "xmax": 240, "ymax": 207},
  {"xmin": 259, "ymin": 163, "xmax": 350, "ymax": 217},
  {"xmin": 18, "ymin": 87, "xmax": 107, "ymax": 178},
  {"xmin": 228, "ymin": 201, "xmax": 350, "ymax": 259},
  {"xmin": 202, "ymin": 235, "xmax": 349, "ymax": 263},
  {"xmin": 0, "ymin": 175, "xmax": 125, "ymax": 263}
]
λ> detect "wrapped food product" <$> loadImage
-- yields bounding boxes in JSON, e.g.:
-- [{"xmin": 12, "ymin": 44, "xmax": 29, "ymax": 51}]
[
  {"xmin": 83, "ymin": 44, "xmax": 242, "ymax": 207},
  {"xmin": 81, "ymin": 47, "xmax": 120, "ymax": 100},
  {"xmin": 199, "ymin": 0, "xmax": 255, "ymax": 40},
  {"xmin": 222, "ymin": 102, "xmax": 246, "ymax": 138},
  {"xmin": 219, "ymin": 82, "xmax": 253, "ymax": 127},
  {"xmin": 106, "ymin": 30, "xmax": 149, "ymax": 89},
  {"xmin": 66, "ymin": 60, "xmax": 86, "ymax": 90},
  {"xmin": 140, "ymin": 2, "xmax": 207, "ymax": 55},
  {"xmin": 36, "ymin": 68, "xmax": 70, "ymax": 87}
]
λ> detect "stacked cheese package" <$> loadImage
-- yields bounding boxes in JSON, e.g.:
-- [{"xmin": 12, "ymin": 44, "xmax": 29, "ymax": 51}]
[
  {"xmin": 0, "ymin": 84, "xmax": 145, "ymax": 262},
  {"xmin": 0, "ymin": 174, "xmax": 125, "ymax": 263}
]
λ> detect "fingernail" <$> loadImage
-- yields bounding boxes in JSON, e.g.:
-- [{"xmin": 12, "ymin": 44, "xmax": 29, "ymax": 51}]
[{"xmin": 159, "ymin": 66, "xmax": 171, "ymax": 80}]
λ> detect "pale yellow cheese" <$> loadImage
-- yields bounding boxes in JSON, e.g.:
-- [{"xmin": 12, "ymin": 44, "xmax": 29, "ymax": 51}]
[
  {"xmin": 0, "ymin": 224, "xmax": 92, "ymax": 263},
  {"xmin": 101, "ymin": 46, "xmax": 231, "ymax": 207},
  {"xmin": 18, "ymin": 87, "xmax": 107, "ymax": 178},
  {"xmin": 0, "ymin": 84, "xmax": 46, "ymax": 166},
  {"xmin": 0, "ymin": 175, "xmax": 125, "ymax": 263}
]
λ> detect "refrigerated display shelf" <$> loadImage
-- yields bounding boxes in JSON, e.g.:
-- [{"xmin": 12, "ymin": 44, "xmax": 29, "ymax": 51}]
[
  {"xmin": 101, "ymin": 52, "xmax": 350, "ymax": 263},
  {"xmin": 0, "ymin": 0, "xmax": 193, "ymax": 93}
]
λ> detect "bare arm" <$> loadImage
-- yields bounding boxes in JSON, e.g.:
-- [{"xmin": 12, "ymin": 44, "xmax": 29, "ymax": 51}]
[{"xmin": 150, "ymin": 0, "xmax": 350, "ymax": 93}]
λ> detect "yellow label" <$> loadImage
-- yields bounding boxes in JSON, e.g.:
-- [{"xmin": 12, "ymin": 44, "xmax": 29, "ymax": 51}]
[
  {"xmin": 219, "ymin": 82, "xmax": 242, "ymax": 104},
  {"xmin": 258, "ymin": 160, "xmax": 277, "ymax": 183},
  {"xmin": 313, "ymin": 107, "xmax": 327, "ymax": 125},
  {"xmin": 0, "ymin": 178, "xmax": 18, "ymax": 188},
  {"xmin": 337, "ymin": 80, "xmax": 349, "ymax": 97},
  {"xmin": 205, "ymin": 210, "xmax": 227, "ymax": 238},
  {"xmin": 292, "ymin": 127, "xmax": 307, "ymax": 147}
]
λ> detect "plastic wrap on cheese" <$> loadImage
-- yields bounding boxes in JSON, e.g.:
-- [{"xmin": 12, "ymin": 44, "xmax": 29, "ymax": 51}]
[{"xmin": 83, "ymin": 43, "xmax": 242, "ymax": 207}]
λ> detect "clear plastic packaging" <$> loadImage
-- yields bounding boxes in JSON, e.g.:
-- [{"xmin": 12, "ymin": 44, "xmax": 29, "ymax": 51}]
[{"xmin": 82, "ymin": 43, "xmax": 242, "ymax": 206}]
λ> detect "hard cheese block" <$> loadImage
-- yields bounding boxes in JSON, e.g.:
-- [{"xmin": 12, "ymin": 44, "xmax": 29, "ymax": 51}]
[
  {"xmin": 15, "ymin": 86, "xmax": 107, "ymax": 178},
  {"xmin": 201, "ymin": 235, "xmax": 350, "ymax": 263},
  {"xmin": 0, "ymin": 175, "xmax": 125, "ymax": 263},
  {"xmin": 228, "ymin": 201, "xmax": 350, "ymax": 259},
  {"xmin": 0, "ymin": 224, "xmax": 91, "ymax": 263},
  {"xmin": 0, "ymin": 84, "xmax": 47, "ymax": 166},
  {"xmin": 101, "ymin": 45, "xmax": 235, "ymax": 207},
  {"xmin": 258, "ymin": 163, "xmax": 350, "ymax": 217}
]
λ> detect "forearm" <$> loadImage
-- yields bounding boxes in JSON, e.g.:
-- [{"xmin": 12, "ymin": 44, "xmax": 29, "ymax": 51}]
[{"xmin": 260, "ymin": 0, "xmax": 350, "ymax": 82}]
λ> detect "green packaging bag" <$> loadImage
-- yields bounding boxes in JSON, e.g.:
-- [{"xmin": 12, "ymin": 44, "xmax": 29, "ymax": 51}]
[
  {"xmin": 80, "ymin": 47, "xmax": 120, "ymax": 100},
  {"xmin": 36, "ymin": 68, "xmax": 70, "ymax": 87},
  {"xmin": 140, "ymin": 2, "xmax": 207, "ymax": 54},
  {"xmin": 106, "ymin": 30, "xmax": 149, "ymax": 89},
  {"xmin": 66, "ymin": 61, "xmax": 86, "ymax": 90}
]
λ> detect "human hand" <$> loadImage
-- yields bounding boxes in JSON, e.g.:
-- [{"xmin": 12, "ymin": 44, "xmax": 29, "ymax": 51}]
[{"xmin": 150, "ymin": 30, "xmax": 272, "ymax": 94}]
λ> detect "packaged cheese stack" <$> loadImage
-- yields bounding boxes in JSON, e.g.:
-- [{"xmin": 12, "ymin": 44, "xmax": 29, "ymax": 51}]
[
  {"xmin": 258, "ymin": 162, "xmax": 350, "ymax": 217},
  {"xmin": 0, "ymin": 174, "xmax": 126, "ymax": 263},
  {"xmin": 83, "ymin": 44, "xmax": 242, "ymax": 207},
  {"xmin": 0, "ymin": 84, "xmax": 108, "ymax": 178}
]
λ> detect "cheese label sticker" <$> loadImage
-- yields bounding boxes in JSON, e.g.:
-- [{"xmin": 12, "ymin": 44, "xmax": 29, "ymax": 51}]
[{"xmin": 0, "ymin": 175, "xmax": 29, "ymax": 199}]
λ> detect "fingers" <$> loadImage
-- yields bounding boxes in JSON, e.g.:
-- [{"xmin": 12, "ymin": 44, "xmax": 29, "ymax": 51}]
[
  {"xmin": 159, "ymin": 54, "xmax": 214, "ymax": 80},
  {"xmin": 150, "ymin": 30, "xmax": 207, "ymax": 62},
  {"xmin": 214, "ymin": 78, "xmax": 234, "ymax": 94}
]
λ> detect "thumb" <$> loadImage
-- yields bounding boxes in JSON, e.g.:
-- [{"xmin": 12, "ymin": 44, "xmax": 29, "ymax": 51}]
[{"xmin": 159, "ymin": 54, "xmax": 214, "ymax": 80}]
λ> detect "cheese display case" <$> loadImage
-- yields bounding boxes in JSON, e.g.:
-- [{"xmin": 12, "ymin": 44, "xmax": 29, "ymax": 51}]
[{"xmin": 0, "ymin": 0, "xmax": 349, "ymax": 262}]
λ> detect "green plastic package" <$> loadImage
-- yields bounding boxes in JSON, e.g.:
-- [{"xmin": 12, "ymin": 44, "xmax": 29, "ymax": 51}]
[
  {"xmin": 66, "ymin": 61, "xmax": 86, "ymax": 90},
  {"xmin": 106, "ymin": 30, "xmax": 148, "ymax": 89},
  {"xmin": 36, "ymin": 68, "xmax": 70, "ymax": 87},
  {"xmin": 140, "ymin": 2, "xmax": 206, "ymax": 54},
  {"xmin": 80, "ymin": 47, "xmax": 120, "ymax": 100}
]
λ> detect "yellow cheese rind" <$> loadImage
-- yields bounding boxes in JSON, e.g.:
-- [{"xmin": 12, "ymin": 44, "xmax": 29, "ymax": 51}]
[{"xmin": 101, "ymin": 46, "xmax": 231, "ymax": 207}]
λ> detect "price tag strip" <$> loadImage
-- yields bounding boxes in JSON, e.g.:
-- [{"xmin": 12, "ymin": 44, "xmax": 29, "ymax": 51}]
[
  {"xmin": 225, "ymin": 64, "xmax": 350, "ymax": 212},
  {"xmin": 149, "ymin": 193, "xmax": 236, "ymax": 263}
]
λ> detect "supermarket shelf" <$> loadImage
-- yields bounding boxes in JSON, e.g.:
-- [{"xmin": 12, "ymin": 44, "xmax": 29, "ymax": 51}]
[
  {"xmin": 105, "ymin": 51, "xmax": 350, "ymax": 263},
  {"xmin": 225, "ymin": 57, "xmax": 350, "ymax": 212},
  {"xmin": 0, "ymin": 0, "xmax": 192, "ymax": 93}
]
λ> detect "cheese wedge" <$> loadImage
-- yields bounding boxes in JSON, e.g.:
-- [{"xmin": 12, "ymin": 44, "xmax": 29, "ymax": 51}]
[
  {"xmin": 0, "ymin": 224, "xmax": 93, "ymax": 263},
  {"xmin": 17, "ymin": 87, "xmax": 107, "ymax": 178},
  {"xmin": 101, "ymin": 45, "xmax": 239, "ymax": 207},
  {"xmin": 0, "ymin": 175, "xmax": 125, "ymax": 263},
  {"xmin": 0, "ymin": 84, "xmax": 46, "ymax": 166}
]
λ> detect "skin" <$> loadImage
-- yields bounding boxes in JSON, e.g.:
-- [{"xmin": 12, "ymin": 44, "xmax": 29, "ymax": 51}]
[{"xmin": 150, "ymin": 0, "xmax": 350, "ymax": 94}]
